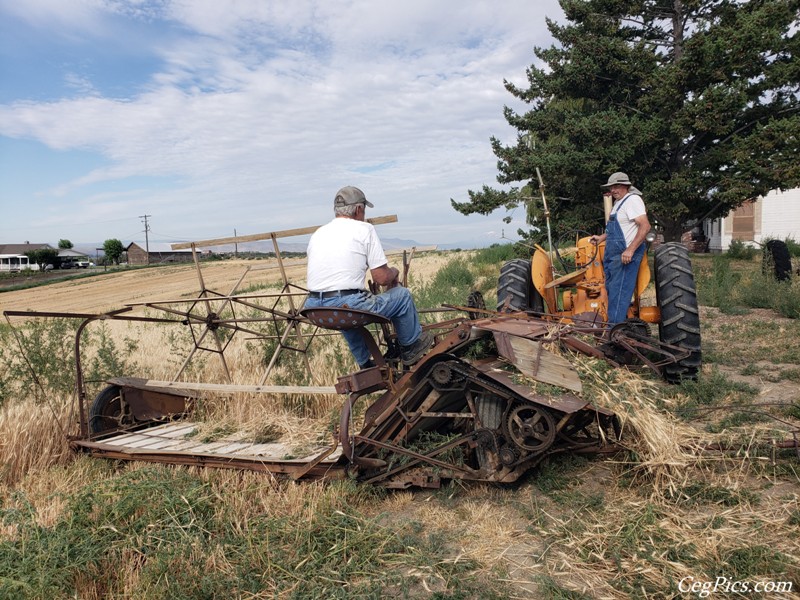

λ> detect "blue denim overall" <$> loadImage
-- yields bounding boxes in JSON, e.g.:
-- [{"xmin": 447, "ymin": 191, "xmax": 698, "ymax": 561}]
[{"xmin": 603, "ymin": 194, "xmax": 645, "ymax": 325}]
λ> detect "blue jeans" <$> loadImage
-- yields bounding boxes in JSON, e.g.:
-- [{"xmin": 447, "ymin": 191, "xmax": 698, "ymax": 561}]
[{"xmin": 303, "ymin": 287, "xmax": 422, "ymax": 366}]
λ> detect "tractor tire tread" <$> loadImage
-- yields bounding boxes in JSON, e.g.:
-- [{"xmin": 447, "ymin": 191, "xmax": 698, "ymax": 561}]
[
  {"xmin": 497, "ymin": 259, "xmax": 544, "ymax": 313},
  {"xmin": 655, "ymin": 243, "xmax": 702, "ymax": 383}
]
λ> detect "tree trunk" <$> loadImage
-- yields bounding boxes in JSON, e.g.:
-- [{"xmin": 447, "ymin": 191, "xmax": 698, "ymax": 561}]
[
  {"xmin": 672, "ymin": 0, "xmax": 684, "ymax": 62},
  {"xmin": 660, "ymin": 217, "xmax": 685, "ymax": 243}
]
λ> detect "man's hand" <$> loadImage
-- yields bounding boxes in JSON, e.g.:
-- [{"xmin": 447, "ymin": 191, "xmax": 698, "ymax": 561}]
[
  {"xmin": 370, "ymin": 264, "xmax": 400, "ymax": 288},
  {"xmin": 589, "ymin": 234, "xmax": 605, "ymax": 246},
  {"xmin": 621, "ymin": 248, "xmax": 634, "ymax": 264}
]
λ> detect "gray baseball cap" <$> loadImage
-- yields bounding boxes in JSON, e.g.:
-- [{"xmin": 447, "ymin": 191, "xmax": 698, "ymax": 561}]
[
  {"xmin": 334, "ymin": 186, "xmax": 374, "ymax": 208},
  {"xmin": 601, "ymin": 172, "xmax": 632, "ymax": 187}
]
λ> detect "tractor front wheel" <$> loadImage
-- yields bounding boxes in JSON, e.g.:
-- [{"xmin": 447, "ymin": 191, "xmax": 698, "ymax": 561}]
[
  {"xmin": 654, "ymin": 243, "xmax": 702, "ymax": 383},
  {"xmin": 497, "ymin": 259, "xmax": 544, "ymax": 313}
]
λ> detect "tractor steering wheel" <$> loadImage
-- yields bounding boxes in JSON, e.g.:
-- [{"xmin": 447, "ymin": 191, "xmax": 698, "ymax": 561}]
[{"xmin": 553, "ymin": 229, "xmax": 598, "ymax": 273}]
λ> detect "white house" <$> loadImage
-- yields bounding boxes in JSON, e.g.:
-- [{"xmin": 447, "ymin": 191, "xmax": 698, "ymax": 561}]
[{"xmin": 705, "ymin": 188, "xmax": 800, "ymax": 251}]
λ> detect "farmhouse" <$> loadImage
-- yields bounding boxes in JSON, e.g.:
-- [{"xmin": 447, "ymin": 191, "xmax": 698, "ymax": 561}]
[
  {"xmin": 0, "ymin": 243, "xmax": 52, "ymax": 271},
  {"xmin": 125, "ymin": 242, "xmax": 194, "ymax": 266},
  {"xmin": 704, "ymin": 187, "xmax": 800, "ymax": 251},
  {"xmin": 0, "ymin": 243, "xmax": 89, "ymax": 271}
]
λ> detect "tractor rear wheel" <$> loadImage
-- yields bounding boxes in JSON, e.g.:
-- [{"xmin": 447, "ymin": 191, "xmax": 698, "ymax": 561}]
[
  {"xmin": 763, "ymin": 240, "xmax": 792, "ymax": 281},
  {"xmin": 497, "ymin": 259, "xmax": 544, "ymax": 313},
  {"xmin": 654, "ymin": 243, "xmax": 702, "ymax": 382}
]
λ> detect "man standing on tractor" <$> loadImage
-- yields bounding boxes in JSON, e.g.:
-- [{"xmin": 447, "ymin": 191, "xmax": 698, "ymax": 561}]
[
  {"xmin": 303, "ymin": 186, "xmax": 433, "ymax": 369},
  {"xmin": 590, "ymin": 172, "xmax": 651, "ymax": 325}
]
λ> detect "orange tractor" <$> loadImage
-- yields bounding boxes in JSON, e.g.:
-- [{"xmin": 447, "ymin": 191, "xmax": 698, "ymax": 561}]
[{"xmin": 497, "ymin": 179, "xmax": 702, "ymax": 382}]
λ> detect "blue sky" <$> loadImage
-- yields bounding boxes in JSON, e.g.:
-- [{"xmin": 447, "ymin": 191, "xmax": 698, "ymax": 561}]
[{"xmin": 0, "ymin": 0, "xmax": 563, "ymax": 249}]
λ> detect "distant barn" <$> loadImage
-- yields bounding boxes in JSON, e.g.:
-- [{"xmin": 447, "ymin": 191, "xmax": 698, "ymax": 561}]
[{"xmin": 126, "ymin": 242, "xmax": 194, "ymax": 266}]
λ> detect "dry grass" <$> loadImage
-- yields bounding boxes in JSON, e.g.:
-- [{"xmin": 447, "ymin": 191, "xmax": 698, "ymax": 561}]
[
  {"xmin": 2, "ymin": 249, "xmax": 800, "ymax": 598},
  {"xmin": 0, "ymin": 393, "xmax": 74, "ymax": 486}
]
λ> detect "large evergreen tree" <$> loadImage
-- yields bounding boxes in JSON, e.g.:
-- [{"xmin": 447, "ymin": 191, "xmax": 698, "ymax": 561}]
[{"xmin": 452, "ymin": 0, "xmax": 800, "ymax": 241}]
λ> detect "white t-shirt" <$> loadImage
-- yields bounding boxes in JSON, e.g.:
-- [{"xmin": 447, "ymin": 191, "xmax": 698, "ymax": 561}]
[
  {"xmin": 611, "ymin": 193, "xmax": 646, "ymax": 247},
  {"xmin": 306, "ymin": 218, "xmax": 388, "ymax": 291}
]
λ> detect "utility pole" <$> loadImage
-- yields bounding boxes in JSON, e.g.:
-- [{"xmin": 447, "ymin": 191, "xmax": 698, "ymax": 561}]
[{"xmin": 140, "ymin": 214, "xmax": 152, "ymax": 265}]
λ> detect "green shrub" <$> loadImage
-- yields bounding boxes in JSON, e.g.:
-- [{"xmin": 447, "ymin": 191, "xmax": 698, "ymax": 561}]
[
  {"xmin": 472, "ymin": 243, "xmax": 526, "ymax": 266},
  {"xmin": 726, "ymin": 240, "xmax": 758, "ymax": 260},
  {"xmin": 783, "ymin": 236, "xmax": 800, "ymax": 257},
  {"xmin": 415, "ymin": 258, "xmax": 476, "ymax": 310}
]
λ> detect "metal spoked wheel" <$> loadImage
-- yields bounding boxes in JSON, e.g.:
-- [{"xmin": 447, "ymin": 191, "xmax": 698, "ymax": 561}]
[
  {"xmin": 504, "ymin": 403, "xmax": 556, "ymax": 453},
  {"xmin": 88, "ymin": 385, "xmax": 132, "ymax": 434}
]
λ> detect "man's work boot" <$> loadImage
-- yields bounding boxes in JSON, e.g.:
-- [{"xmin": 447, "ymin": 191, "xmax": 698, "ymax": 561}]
[{"xmin": 401, "ymin": 330, "xmax": 434, "ymax": 366}]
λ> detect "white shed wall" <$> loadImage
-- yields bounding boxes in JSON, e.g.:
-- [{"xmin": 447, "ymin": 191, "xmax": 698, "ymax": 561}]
[
  {"xmin": 756, "ymin": 188, "xmax": 800, "ymax": 243},
  {"xmin": 705, "ymin": 187, "xmax": 800, "ymax": 251}
]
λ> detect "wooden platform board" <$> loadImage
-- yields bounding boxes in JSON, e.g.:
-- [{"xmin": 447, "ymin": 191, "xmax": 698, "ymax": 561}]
[{"xmin": 73, "ymin": 421, "xmax": 345, "ymax": 478}]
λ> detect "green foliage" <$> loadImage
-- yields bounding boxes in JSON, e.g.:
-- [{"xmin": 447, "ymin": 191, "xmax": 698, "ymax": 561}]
[
  {"xmin": 452, "ymin": 0, "xmax": 800, "ymax": 241},
  {"xmin": 0, "ymin": 318, "xmax": 138, "ymax": 408},
  {"xmin": 672, "ymin": 367, "xmax": 758, "ymax": 420},
  {"xmin": 471, "ymin": 243, "xmax": 527, "ymax": 266},
  {"xmin": 415, "ymin": 258, "xmax": 476, "ymax": 310},
  {"xmin": 24, "ymin": 247, "xmax": 58, "ymax": 271},
  {"xmin": 674, "ymin": 483, "xmax": 759, "ymax": 507},
  {"xmin": 783, "ymin": 236, "xmax": 800, "ymax": 257},
  {"xmin": 725, "ymin": 240, "xmax": 758, "ymax": 260},
  {"xmin": 534, "ymin": 454, "xmax": 589, "ymax": 495},
  {"xmin": 714, "ymin": 546, "xmax": 791, "ymax": 580},
  {"xmin": 533, "ymin": 576, "xmax": 593, "ymax": 600},
  {"xmin": 0, "ymin": 318, "xmax": 79, "ymax": 403},
  {"xmin": 84, "ymin": 323, "xmax": 138, "ymax": 385},
  {"xmin": 102, "ymin": 239, "xmax": 125, "ymax": 264},
  {"xmin": 695, "ymin": 255, "xmax": 800, "ymax": 318},
  {"xmin": 58, "ymin": 239, "xmax": 73, "ymax": 249},
  {"xmin": 0, "ymin": 469, "xmax": 506, "ymax": 599}
]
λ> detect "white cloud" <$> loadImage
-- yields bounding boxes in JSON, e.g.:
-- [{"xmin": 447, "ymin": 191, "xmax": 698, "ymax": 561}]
[{"xmin": 0, "ymin": 0, "xmax": 563, "ymax": 245}]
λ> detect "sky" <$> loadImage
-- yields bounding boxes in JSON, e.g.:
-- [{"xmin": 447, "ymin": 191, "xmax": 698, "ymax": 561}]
[{"xmin": 0, "ymin": 0, "xmax": 564, "ymax": 250}]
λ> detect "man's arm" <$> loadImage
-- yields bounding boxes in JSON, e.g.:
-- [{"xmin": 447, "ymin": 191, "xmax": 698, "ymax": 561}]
[
  {"xmin": 621, "ymin": 214, "xmax": 651, "ymax": 264},
  {"xmin": 370, "ymin": 264, "xmax": 399, "ymax": 288}
]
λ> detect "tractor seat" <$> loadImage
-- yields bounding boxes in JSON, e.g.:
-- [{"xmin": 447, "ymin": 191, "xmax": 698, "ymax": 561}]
[
  {"xmin": 300, "ymin": 306, "xmax": 391, "ymax": 372},
  {"xmin": 299, "ymin": 307, "xmax": 389, "ymax": 331}
]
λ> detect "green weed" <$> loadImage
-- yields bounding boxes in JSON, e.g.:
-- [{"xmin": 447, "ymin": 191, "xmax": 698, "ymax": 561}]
[
  {"xmin": 533, "ymin": 454, "xmax": 589, "ymax": 495},
  {"xmin": 415, "ymin": 258, "xmax": 476, "ymax": 310},
  {"xmin": 0, "ymin": 318, "xmax": 81, "ymax": 404},
  {"xmin": 472, "ymin": 243, "xmax": 525, "ymax": 266},
  {"xmin": 0, "ymin": 468, "xmax": 507, "ymax": 599},
  {"xmin": 696, "ymin": 254, "xmax": 800, "ymax": 318},
  {"xmin": 713, "ymin": 545, "xmax": 791, "ymax": 580},
  {"xmin": 673, "ymin": 482, "xmax": 759, "ymax": 506},
  {"xmin": 672, "ymin": 367, "xmax": 758, "ymax": 420},
  {"xmin": 726, "ymin": 240, "xmax": 758, "ymax": 260}
]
